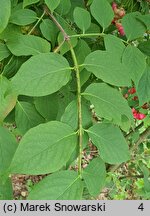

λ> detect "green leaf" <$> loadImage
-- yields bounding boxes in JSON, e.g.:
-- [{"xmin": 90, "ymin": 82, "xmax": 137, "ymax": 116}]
[
  {"xmin": 122, "ymin": 12, "xmax": 146, "ymax": 40},
  {"xmin": 120, "ymin": 115, "xmax": 131, "ymax": 132},
  {"xmin": 10, "ymin": 0, "xmax": 18, "ymax": 7},
  {"xmin": 0, "ymin": 0, "xmax": 11, "ymax": 33},
  {"xmin": 67, "ymin": 0, "xmax": 85, "ymax": 21},
  {"xmin": 10, "ymin": 121, "xmax": 77, "ymax": 174},
  {"xmin": 137, "ymin": 14, "xmax": 150, "ymax": 30},
  {"xmin": 0, "ymin": 178, "xmax": 13, "ymax": 200},
  {"xmin": 0, "ymin": 76, "xmax": 17, "ymax": 123},
  {"xmin": 87, "ymin": 123, "xmax": 130, "ymax": 164},
  {"xmin": 23, "ymin": 0, "xmax": 40, "ymax": 8},
  {"xmin": 80, "ymin": 69, "xmax": 91, "ymax": 86},
  {"xmin": 2, "ymin": 56, "xmax": 25, "ymax": 79},
  {"xmin": 56, "ymin": 86, "xmax": 75, "ymax": 120},
  {"xmin": 34, "ymin": 93, "xmax": 59, "ymax": 121},
  {"xmin": 12, "ymin": 53, "xmax": 72, "ymax": 96},
  {"xmin": 0, "ymin": 43, "xmax": 10, "ymax": 61},
  {"xmin": 143, "ymin": 166, "xmax": 150, "ymax": 193},
  {"xmin": 40, "ymin": 19, "xmax": 58, "ymax": 47},
  {"xmin": 73, "ymin": 7, "xmax": 91, "ymax": 32},
  {"xmin": 138, "ymin": 40, "xmax": 150, "ymax": 57},
  {"xmin": 122, "ymin": 45, "xmax": 146, "ymax": 85},
  {"xmin": 104, "ymin": 34, "xmax": 125, "ymax": 61},
  {"xmin": 61, "ymin": 99, "xmax": 92, "ymax": 130},
  {"xmin": 6, "ymin": 34, "xmax": 51, "ymax": 56},
  {"xmin": 84, "ymin": 50, "xmax": 131, "ymax": 87},
  {"xmin": 137, "ymin": 66, "xmax": 150, "ymax": 106},
  {"xmin": 0, "ymin": 126, "xmax": 17, "ymax": 175},
  {"xmin": 15, "ymin": 101, "xmax": 45, "ymax": 135},
  {"xmin": 83, "ymin": 157, "xmax": 106, "ymax": 196},
  {"xmin": 0, "ymin": 24, "xmax": 20, "ymax": 41},
  {"xmin": 87, "ymin": 0, "xmax": 93, "ymax": 6},
  {"xmin": 85, "ymin": 22, "xmax": 100, "ymax": 34},
  {"xmin": 83, "ymin": 83, "xmax": 133, "ymax": 127},
  {"xmin": 90, "ymin": 0, "xmax": 114, "ymax": 29},
  {"xmin": 143, "ymin": 115, "xmax": 150, "ymax": 128},
  {"xmin": 74, "ymin": 39, "xmax": 91, "ymax": 67},
  {"xmin": 66, "ymin": 133, "xmax": 89, "ymax": 169},
  {"xmin": 10, "ymin": 9, "xmax": 37, "ymax": 26},
  {"xmin": 45, "ymin": 0, "xmax": 60, "ymax": 12},
  {"xmin": 28, "ymin": 171, "xmax": 83, "ymax": 199},
  {"xmin": 55, "ymin": 0, "xmax": 71, "ymax": 15}
]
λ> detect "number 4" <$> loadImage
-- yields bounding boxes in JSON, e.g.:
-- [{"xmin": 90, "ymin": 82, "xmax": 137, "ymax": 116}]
[{"xmin": 138, "ymin": 203, "xmax": 144, "ymax": 211}]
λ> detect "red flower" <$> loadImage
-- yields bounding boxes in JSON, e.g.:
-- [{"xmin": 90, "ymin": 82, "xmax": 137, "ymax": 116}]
[
  {"xmin": 118, "ymin": 8, "xmax": 125, "ymax": 18},
  {"xmin": 128, "ymin": 87, "xmax": 136, "ymax": 94},
  {"xmin": 132, "ymin": 108, "xmax": 137, "ymax": 115},
  {"xmin": 115, "ymin": 22, "xmax": 125, "ymax": 36},
  {"xmin": 111, "ymin": 3, "xmax": 126, "ymax": 35},
  {"xmin": 135, "ymin": 113, "xmax": 146, "ymax": 120},
  {"xmin": 132, "ymin": 108, "xmax": 146, "ymax": 120},
  {"xmin": 112, "ymin": 2, "xmax": 126, "ymax": 20},
  {"xmin": 118, "ymin": 26, "xmax": 125, "ymax": 36},
  {"xmin": 112, "ymin": 2, "xmax": 117, "ymax": 10}
]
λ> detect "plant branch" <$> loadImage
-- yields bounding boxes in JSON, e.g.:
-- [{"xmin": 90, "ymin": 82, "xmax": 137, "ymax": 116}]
[
  {"xmin": 45, "ymin": 6, "xmax": 83, "ymax": 178},
  {"xmin": 119, "ymin": 174, "xmax": 144, "ymax": 180},
  {"xmin": 125, "ymin": 122, "xmax": 143, "ymax": 140},
  {"xmin": 44, "ymin": 5, "xmax": 69, "ymax": 41},
  {"xmin": 131, "ymin": 126, "xmax": 150, "ymax": 151}
]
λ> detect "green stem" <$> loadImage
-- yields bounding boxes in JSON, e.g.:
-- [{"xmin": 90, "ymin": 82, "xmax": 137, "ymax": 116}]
[
  {"xmin": 28, "ymin": 11, "xmax": 45, "ymax": 35},
  {"xmin": 69, "ymin": 33, "xmax": 105, "ymax": 38},
  {"xmin": 45, "ymin": 7, "xmax": 83, "ymax": 178},
  {"xmin": 68, "ymin": 40, "xmax": 83, "ymax": 177},
  {"xmin": 53, "ymin": 39, "xmax": 65, "ymax": 53},
  {"xmin": 70, "ymin": 33, "xmax": 129, "ymax": 45}
]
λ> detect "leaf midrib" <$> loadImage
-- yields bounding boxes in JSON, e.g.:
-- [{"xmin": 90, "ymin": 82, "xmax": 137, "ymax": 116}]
[
  {"xmin": 11, "ymin": 131, "xmax": 77, "ymax": 170},
  {"xmin": 56, "ymin": 175, "xmax": 80, "ymax": 199}
]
